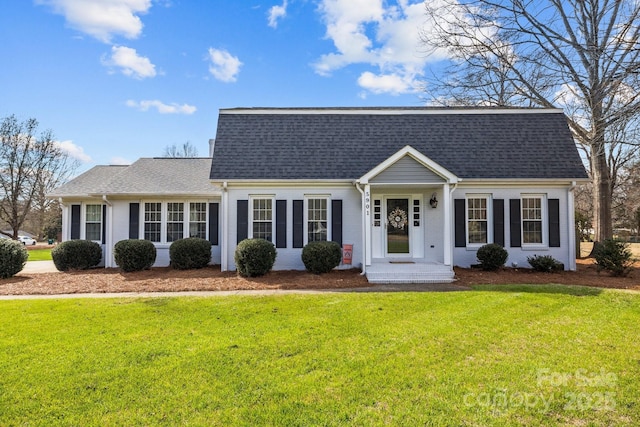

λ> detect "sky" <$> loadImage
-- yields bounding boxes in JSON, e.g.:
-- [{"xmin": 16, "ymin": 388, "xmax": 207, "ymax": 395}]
[{"xmin": 1, "ymin": 0, "xmax": 450, "ymax": 172}]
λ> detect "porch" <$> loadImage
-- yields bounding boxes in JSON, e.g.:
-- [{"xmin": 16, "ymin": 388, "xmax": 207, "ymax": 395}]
[{"xmin": 365, "ymin": 260, "xmax": 456, "ymax": 284}]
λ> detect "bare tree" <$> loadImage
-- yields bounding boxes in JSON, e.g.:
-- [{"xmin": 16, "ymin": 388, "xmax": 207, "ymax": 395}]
[
  {"xmin": 162, "ymin": 141, "xmax": 198, "ymax": 158},
  {"xmin": 422, "ymin": 0, "xmax": 640, "ymax": 241},
  {"xmin": 0, "ymin": 115, "xmax": 77, "ymax": 239}
]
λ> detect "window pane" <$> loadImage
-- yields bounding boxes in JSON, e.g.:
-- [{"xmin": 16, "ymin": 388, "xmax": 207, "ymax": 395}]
[
  {"xmin": 467, "ymin": 198, "xmax": 488, "ymax": 244},
  {"xmin": 189, "ymin": 203, "xmax": 207, "ymax": 239},
  {"xmin": 522, "ymin": 197, "xmax": 543, "ymax": 244},
  {"xmin": 307, "ymin": 198, "xmax": 328, "ymax": 242},
  {"xmin": 252, "ymin": 198, "xmax": 272, "ymax": 242},
  {"xmin": 144, "ymin": 203, "xmax": 162, "ymax": 242},
  {"xmin": 86, "ymin": 223, "xmax": 101, "ymax": 241},
  {"xmin": 86, "ymin": 205, "xmax": 102, "ymax": 222}
]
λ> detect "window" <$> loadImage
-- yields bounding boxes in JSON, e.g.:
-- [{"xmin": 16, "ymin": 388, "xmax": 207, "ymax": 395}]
[
  {"xmin": 522, "ymin": 196, "xmax": 543, "ymax": 244},
  {"xmin": 189, "ymin": 202, "xmax": 207, "ymax": 239},
  {"xmin": 252, "ymin": 198, "xmax": 273, "ymax": 241},
  {"xmin": 167, "ymin": 203, "xmax": 184, "ymax": 242},
  {"xmin": 307, "ymin": 198, "xmax": 328, "ymax": 242},
  {"xmin": 144, "ymin": 202, "xmax": 162, "ymax": 242},
  {"xmin": 467, "ymin": 196, "xmax": 489, "ymax": 245},
  {"xmin": 85, "ymin": 204, "xmax": 102, "ymax": 241}
]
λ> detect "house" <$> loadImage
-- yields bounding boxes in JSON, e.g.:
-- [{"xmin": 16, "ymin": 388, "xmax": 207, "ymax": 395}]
[{"xmin": 51, "ymin": 107, "xmax": 588, "ymax": 283}]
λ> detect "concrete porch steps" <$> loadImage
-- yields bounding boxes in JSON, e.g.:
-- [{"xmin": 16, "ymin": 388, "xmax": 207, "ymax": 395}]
[{"xmin": 365, "ymin": 261, "xmax": 455, "ymax": 284}]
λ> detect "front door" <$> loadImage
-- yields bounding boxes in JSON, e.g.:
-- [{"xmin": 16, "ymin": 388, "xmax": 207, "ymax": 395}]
[{"xmin": 386, "ymin": 198, "xmax": 410, "ymax": 255}]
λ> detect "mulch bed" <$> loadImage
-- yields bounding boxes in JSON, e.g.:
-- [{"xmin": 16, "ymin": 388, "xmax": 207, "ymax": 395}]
[{"xmin": 1, "ymin": 259, "xmax": 639, "ymax": 296}]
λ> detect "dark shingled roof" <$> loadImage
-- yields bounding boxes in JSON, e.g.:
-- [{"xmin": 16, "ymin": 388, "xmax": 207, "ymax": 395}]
[{"xmin": 209, "ymin": 108, "xmax": 589, "ymax": 181}]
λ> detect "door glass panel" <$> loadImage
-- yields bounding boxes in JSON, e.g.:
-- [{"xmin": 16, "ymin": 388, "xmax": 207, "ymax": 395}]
[{"xmin": 387, "ymin": 198, "xmax": 410, "ymax": 254}]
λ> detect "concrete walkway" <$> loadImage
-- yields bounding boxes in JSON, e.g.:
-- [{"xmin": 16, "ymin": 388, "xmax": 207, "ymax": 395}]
[{"xmin": 19, "ymin": 260, "xmax": 58, "ymax": 274}]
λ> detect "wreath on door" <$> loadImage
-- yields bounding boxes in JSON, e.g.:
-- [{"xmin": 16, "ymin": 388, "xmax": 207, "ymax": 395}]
[{"xmin": 388, "ymin": 207, "xmax": 408, "ymax": 230}]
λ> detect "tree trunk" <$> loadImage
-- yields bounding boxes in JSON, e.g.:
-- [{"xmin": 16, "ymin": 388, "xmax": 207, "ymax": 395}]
[{"xmin": 591, "ymin": 148, "xmax": 613, "ymax": 241}]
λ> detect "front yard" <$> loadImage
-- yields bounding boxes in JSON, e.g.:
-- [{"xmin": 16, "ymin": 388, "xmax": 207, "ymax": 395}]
[{"xmin": 1, "ymin": 287, "xmax": 638, "ymax": 425}]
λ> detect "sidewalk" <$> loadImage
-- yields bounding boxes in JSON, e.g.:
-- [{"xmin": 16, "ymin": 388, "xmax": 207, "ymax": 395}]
[{"xmin": 19, "ymin": 260, "xmax": 58, "ymax": 275}]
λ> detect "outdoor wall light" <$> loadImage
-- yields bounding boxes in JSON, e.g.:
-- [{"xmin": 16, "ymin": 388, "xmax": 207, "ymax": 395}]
[{"xmin": 429, "ymin": 193, "xmax": 438, "ymax": 208}]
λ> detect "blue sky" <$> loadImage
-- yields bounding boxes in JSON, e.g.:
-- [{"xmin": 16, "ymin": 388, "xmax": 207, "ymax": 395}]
[{"xmin": 1, "ymin": 0, "xmax": 448, "ymax": 170}]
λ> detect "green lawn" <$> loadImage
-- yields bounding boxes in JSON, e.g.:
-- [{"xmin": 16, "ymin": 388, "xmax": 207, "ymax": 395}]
[
  {"xmin": 1, "ymin": 286, "xmax": 638, "ymax": 425},
  {"xmin": 26, "ymin": 248, "xmax": 52, "ymax": 261}
]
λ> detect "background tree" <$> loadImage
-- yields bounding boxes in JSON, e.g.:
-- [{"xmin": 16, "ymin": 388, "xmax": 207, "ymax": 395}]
[
  {"xmin": 422, "ymin": 0, "xmax": 640, "ymax": 242},
  {"xmin": 162, "ymin": 141, "xmax": 198, "ymax": 158},
  {"xmin": 0, "ymin": 115, "xmax": 76, "ymax": 239}
]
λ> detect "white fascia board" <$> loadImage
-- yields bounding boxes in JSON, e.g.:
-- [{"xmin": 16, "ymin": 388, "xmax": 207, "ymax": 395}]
[
  {"xmin": 220, "ymin": 108, "xmax": 564, "ymax": 115},
  {"xmin": 456, "ymin": 178, "xmax": 590, "ymax": 187}
]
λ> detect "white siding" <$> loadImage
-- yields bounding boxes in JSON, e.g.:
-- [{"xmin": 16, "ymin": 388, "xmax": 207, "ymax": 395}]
[{"xmin": 225, "ymin": 186, "xmax": 362, "ymax": 271}]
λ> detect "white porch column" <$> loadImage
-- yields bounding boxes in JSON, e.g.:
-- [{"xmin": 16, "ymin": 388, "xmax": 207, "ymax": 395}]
[
  {"xmin": 60, "ymin": 201, "xmax": 69, "ymax": 241},
  {"xmin": 443, "ymin": 183, "xmax": 452, "ymax": 266},
  {"xmin": 105, "ymin": 204, "xmax": 114, "ymax": 267},
  {"xmin": 364, "ymin": 184, "xmax": 372, "ymax": 266},
  {"xmin": 567, "ymin": 183, "xmax": 577, "ymax": 271},
  {"xmin": 221, "ymin": 184, "xmax": 229, "ymax": 271}
]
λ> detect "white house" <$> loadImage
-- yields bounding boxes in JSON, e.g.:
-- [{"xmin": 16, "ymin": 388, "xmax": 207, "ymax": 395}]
[{"xmin": 50, "ymin": 107, "xmax": 589, "ymax": 283}]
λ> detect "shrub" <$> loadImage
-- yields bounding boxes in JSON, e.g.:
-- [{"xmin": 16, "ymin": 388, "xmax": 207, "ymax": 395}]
[
  {"xmin": 527, "ymin": 254, "xmax": 564, "ymax": 272},
  {"xmin": 234, "ymin": 238, "xmax": 276, "ymax": 277},
  {"xmin": 476, "ymin": 243, "xmax": 508, "ymax": 271},
  {"xmin": 593, "ymin": 239, "xmax": 633, "ymax": 277},
  {"xmin": 114, "ymin": 239, "xmax": 157, "ymax": 272},
  {"xmin": 0, "ymin": 239, "xmax": 29, "ymax": 279},
  {"xmin": 301, "ymin": 241, "xmax": 342, "ymax": 274},
  {"xmin": 51, "ymin": 240, "xmax": 102, "ymax": 271},
  {"xmin": 170, "ymin": 237, "xmax": 212, "ymax": 270}
]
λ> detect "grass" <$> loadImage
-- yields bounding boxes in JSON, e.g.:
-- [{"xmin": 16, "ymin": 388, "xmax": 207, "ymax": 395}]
[
  {"xmin": 26, "ymin": 248, "xmax": 52, "ymax": 261},
  {"xmin": 0, "ymin": 287, "xmax": 639, "ymax": 425}
]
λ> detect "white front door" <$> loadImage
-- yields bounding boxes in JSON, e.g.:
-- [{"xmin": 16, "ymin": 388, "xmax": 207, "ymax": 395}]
[{"xmin": 386, "ymin": 197, "xmax": 411, "ymax": 256}]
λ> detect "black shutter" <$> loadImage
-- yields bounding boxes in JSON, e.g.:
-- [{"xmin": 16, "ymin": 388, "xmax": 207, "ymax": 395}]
[
  {"xmin": 510, "ymin": 199, "xmax": 521, "ymax": 247},
  {"xmin": 237, "ymin": 200, "xmax": 248, "ymax": 243},
  {"xmin": 70, "ymin": 204, "xmax": 81, "ymax": 240},
  {"xmin": 276, "ymin": 200, "xmax": 287, "ymax": 248},
  {"xmin": 493, "ymin": 199, "xmax": 504, "ymax": 246},
  {"xmin": 293, "ymin": 200, "xmax": 303, "ymax": 248},
  {"xmin": 101, "ymin": 204, "xmax": 107, "ymax": 244},
  {"xmin": 454, "ymin": 199, "xmax": 466, "ymax": 247},
  {"xmin": 209, "ymin": 202, "xmax": 219, "ymax": 245},
  {"xmin": 548, "ymin": 198, "xmax": 560, "ymax": 247},
  {"xmin": 331, "ymin": 199, "xmax": 343, "ymax": 246},
  {"xmin": 129, "ymin": 203, "xmax": 139, "ymax": 239}
]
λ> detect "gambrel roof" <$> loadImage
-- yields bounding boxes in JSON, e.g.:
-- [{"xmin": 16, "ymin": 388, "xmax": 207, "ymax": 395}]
[{"xmin": 209, "ymin": 107, "xmax": 589, "ymax": 181}]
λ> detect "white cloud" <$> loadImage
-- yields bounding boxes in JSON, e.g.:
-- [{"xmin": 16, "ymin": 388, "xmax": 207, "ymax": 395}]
[
  {"xmin": 207, "ymin": 48, "xmax": 242, "ymax": 82},
  {"xmin": 268, "ymin": 0, "xmax": 288, "ymax": 28},
  {"xmin": 55, "ymin": 140, "xmax": 92, "ymax": 163},
  {"xmin": 36, "ymin": 0, "xmax": 152, "ymax": 43},
  {"xmin": 126, "ymin": 100, "xmax": 197, "ymax": 114},
  {"xmin": 357, "ymin": 71, "xmax": 419, "ymax": 95},
  {"xmin": 313, "ymin": 0, "xmax": 450, "ymax": 95},
  {"xmin": 102, "ymin": 46, "xmax": 156, "ymax": 79},
  {"xmin": 110, "ymin": 157, "xmax": 131, "ymax": 165}
]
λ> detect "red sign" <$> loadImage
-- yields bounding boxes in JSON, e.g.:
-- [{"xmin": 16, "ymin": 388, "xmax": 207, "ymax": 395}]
[{"xmin": 342, "ymin": 244, "xmax": 353, "ymax": 265}]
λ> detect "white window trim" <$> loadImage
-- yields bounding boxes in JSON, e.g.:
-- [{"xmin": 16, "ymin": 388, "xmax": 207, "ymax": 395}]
[
  {"xmin": 141, "ymin": 200, "xmax": 210, "ymax": 245},
  {"xmin": 521, "ymin": 194, "xmax": 547, "ymax": 249},
  {"xmin": 249, "ymin": 195, "xmax": 275, "ymax": 243},
  {"xmin": 82, "ymin": 203, "xmax": 103, "ymax": 242},
  {"xmin": 303, "ymin": 195, "xmax": 331, "ymax": 245},
  {"xmin": 465, "ymin": 194, "xmax": 492, "ymax": 248},
  {"xmin": 188, "ymin": 202, "xmax": 209, "ymax": 240}
]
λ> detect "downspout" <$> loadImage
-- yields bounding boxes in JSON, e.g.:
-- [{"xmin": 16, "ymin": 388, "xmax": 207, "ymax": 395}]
[
  {"xmin": 58, "ymin": 198, "xmax": 68, "ymax": 242},
  {"xmin": 102, "ymin": 195, "xmax": 113, "ymax": 268},
  {"xmin": 221, "ymin": 181, "xmax": 229, "ymax": 272},
  {"xmin": 568, "ymin": 181, "xmax": 577, "ymax": 271},
  {"xmin": 354, "ymin": 181, "xmax": 367, "ymax": 275}
]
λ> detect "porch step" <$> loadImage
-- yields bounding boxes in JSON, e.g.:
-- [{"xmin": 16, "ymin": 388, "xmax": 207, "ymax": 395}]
[{"xmin": 365, "ymin": 262, "xmax": 456, "ymax": 284}]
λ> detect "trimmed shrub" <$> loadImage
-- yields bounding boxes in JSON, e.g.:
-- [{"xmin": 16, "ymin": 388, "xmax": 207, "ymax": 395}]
[
  {"xmin": 0, "ymin": 239, "xmax": 29, "ymax": 279},
  {"xmin": 170, "ymin": 237, "xmax": 212, "ymax": 270},
  {"xmin": 593, "ymin": 239, "xmax": 633, "ymax": 277},
  {"xmin": 51, "ymin": 240, "xmax": 102, "ymax": 271},
  {"xmin": 114, "ymin": 239, "xmax": 157, "ymax": 272},
  {"xmin": 476, "ymin": 243, "xmax": 508, "ymax": 271},
  {"xmin": 302, "ymin": 241, "xmax": 342, "ymax": 274},
  {"xmin": 234, "ymin": 238, "xmax": 276, "ymax": 277},
  {"xmin": 527, "ymin": 254, "xmax": 564, "ymax": 272}
]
